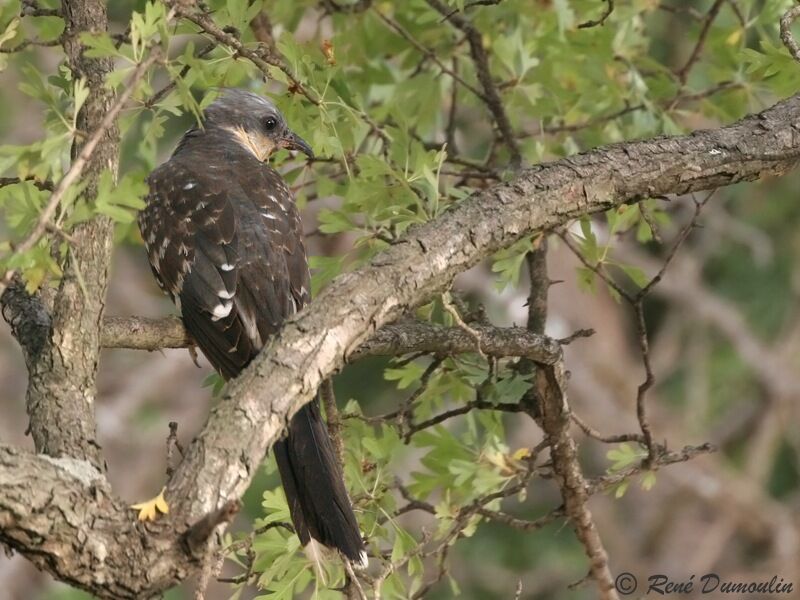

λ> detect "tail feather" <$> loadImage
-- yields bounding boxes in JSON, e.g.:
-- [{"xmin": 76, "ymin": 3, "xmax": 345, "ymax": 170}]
[{"xmin": 274, "ymin": 397, "xmax": 366, "ymax": 565}]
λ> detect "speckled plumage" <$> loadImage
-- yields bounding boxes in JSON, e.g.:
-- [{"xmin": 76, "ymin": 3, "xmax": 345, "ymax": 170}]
[{"xmin": 139, "ymin": 89, "xmax": 365, "ymax": 566}]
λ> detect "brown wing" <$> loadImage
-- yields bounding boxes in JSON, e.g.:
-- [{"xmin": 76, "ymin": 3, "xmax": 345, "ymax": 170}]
[{"xmin": 139, "ymin": 157, "xmax": 310, "ymax": 379}]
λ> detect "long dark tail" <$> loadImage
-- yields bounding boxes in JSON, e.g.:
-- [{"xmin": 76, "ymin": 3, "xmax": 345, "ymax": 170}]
[{"xmin": 274, "ymin": 396, "xmax": 366, "ymax": 566}]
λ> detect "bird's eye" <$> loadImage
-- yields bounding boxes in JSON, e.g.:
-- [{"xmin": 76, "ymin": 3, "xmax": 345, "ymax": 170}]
[{"xmin": 264, "ymin": 117, "xmax": 278, "ymax": 131}]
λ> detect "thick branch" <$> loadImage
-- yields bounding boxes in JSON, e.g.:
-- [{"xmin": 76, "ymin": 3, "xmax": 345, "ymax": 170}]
[
  {"xmin": 102, "ymin": 315, "xmax": 190, "ymax": 349},
  {"xmin": 101, "ymin": 315, "xmax": 562, "ymax": 363}
]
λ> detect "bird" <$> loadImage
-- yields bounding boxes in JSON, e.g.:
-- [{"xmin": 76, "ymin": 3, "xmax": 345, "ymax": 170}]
[{"xmin": 137, "ymin": 88, "xmax": 367, "ymax": 568}]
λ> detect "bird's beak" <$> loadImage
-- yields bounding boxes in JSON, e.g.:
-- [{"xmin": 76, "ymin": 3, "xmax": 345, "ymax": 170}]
[{"xmin": 279, "ymin": 130, "xmax": 314, "ymax": 160}]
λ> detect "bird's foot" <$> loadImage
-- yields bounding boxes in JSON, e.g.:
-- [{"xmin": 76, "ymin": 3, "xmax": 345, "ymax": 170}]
[{"xmin": 131, "ymin": 487, "xmax": 170, "ymax": 521}]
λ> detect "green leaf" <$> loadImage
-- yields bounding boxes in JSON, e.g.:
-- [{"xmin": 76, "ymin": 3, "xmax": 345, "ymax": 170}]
[
  {"xmin": 607, "ymin": 443, "xmax": 647, "ymax": 472},
  {"xmin": 617, "ymin": 263, "xmax": 649, "ymax": 289},
  {"xmin": 384, "ymin": 362, "xmax": 426, "ymax": 389}
]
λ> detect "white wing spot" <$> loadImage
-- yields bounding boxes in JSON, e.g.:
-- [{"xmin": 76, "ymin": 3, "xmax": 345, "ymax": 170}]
[
  {"xmin": 261, "ymin": 212, "xmax": 278, "ymax": 220},
  {"xmin": 183, "ymin": 182, "xmax": 197, "ymax": 190},
  {"xmin": 211, "ymin": 301, "xmax": 233, "ymax": 321},
  {"xmin": 220, "ymin": 263, "xmax": 234, "ymax": 271},
  {"xmin": 218, "ymin": 289, "xmax": 235, "ymax": 299}
]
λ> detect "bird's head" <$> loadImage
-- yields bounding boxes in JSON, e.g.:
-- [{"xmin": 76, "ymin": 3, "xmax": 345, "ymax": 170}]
[{"xmin": 204, "ymin": 88, "xmax": 314, "ymax": 162}]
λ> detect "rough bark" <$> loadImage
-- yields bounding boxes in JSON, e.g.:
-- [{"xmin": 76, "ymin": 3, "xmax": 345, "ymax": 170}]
[
  {"xmin": 101, "ymin": 315, "xmax": 563, "ymax": 363},
  {"xmin": 2, "ymin": 92, "xmax": 800, "ymax": 598},
  {"xmin": 102, "ymin": 315, "xmax": 192, "ymax": 349},
  {"xmin": 19, "ymin": 0, "xmax": 120, "ymax": 468}
]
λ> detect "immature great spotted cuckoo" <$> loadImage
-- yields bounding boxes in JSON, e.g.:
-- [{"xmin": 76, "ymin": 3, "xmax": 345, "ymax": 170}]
[{"xmin": 138, "ymin": 88, "xmax": 366, "ymax": 567}]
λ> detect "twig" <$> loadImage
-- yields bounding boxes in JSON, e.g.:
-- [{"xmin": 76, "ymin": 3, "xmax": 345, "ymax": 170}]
[
  {"xmin": 320, "ymin": 0, "xmax": 373, "ymax": 13},
  {"xmin": 0, "ymin": 176, "xmax": 53, "ymax": 191},
  {"xmin": 171, "ymin": 3, "xmax": 318, "ymax": 105},
  {"xmin": 0, "ymin": 36, "xmax": 63, "ymax": 53},
  {"xmin": 442, "ymin": 293, "xmax": 486, "ymax": 359},
  {"xmin": 657, "ymin": 3, "xmax": 704, "ymax": 21},
  {"xmin": 20, "ymin": 0, "xmax": 61, "ymax": 17},
  {"xmin": 586, "ymin": 443, "xmax": 717, "ymax": 495},
  {"xmin": 438, "ymin": 0, "xmax": 502, "ymax": 22},
  {"xmin": 570, "ymin": 412, "xmax": 646, "ymax": 445},
  {"xmin": 445, "ymin": 57, "xmax": 460, "ymax": 152},
  {"xmin": 578, "ymin": 0, "xmax": 614, "ymax": 29},
  {"xmin": 371, "ymin": 9, "xmax": 486, "ymax": 101},
  {"xmin": 218, "ymin": 521, "xmax": 295, "ymax": 586},
  {"xmin": 477, "ymin": 505, "xmax": 564, "ymax": 531},
  {"xmin": 398, "ymin": 357, "xmax": 444, "ymax": 439},
  {"xmin": 675, "ymin": 0, "xmax": 725, "ymax": 84},
  {"xmin": 145, "ymin": 43, "xmax": 215, "ymax": 109},
  {"xmin": 516, "ymin": 241, "xmax": 549, "ymax": 416},
  {"xmin": 406, "ymin": 396, "xmax": 525, "ymax": 437},
  {"xmin": 182, "ymin": 500, "xmax": 242, "ymax": 558},
  {"xmin": 557, "ymin": 328, "xmax": 595, "ymax": 345},
  {"xmin": 559, "ymin": 191, "xmax": 713, "ymax": 464},
  {"xmin": 426, "ymin": 0, "xmax": 522, "ymax": 167},
  {"xmin": 102, "ymin": 316, "xmax": 565, "ymax": 366},
  {"xmin": 780, "ymin": 5, "xmax": 800, "ymax": 64},
  {"xmin": 102, "ymin": 315, "xmax": 190, "ymax": 349},
  {"xmin": 411, "ymin": 543, "xmax": 450, "ymax": 599},
  {"xmin": 43, "ymin": 222, "xmax": 77, "ymax": 245}
]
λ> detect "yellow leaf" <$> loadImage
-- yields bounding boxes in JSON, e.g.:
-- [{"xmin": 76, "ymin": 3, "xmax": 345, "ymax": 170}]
[
  {"xmin": 511, "ymin": 447, "xmax": 531, "ymax": 461},
  {"xmin": 131, "ymin": 487, "xmax": 169, "ymax": 521},
  {"xmin": 726, "ymin": 29, "xmax": 742, "ymax": 46}
]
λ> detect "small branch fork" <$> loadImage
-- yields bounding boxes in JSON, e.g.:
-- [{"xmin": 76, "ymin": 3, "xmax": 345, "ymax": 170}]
[
  {"xmin": 559, "ymin": 191, "xmax": 714, "ymax": 465},
  {"xmin": 425, "ymin": 0, "xmax": 522, "ymax": 166},
  {"xmin": 166, "ymin": 2, "xmax": 317, "ymax": 105}
]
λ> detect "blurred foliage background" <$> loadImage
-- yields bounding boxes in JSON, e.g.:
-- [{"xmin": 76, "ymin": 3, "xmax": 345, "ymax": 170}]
[{"xmin": 1, "ymin": 0, "xmax": 799, "ymax": 598}]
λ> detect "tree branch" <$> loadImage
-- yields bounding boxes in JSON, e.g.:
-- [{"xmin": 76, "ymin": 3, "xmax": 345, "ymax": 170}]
[
  {"xmin": 5, "ymin": 0, "xmax": 124, "ymax": 469},
  {"xmin": 101, "ymin": 315, "xmax": 191, "ymax": 349},
  {"xmin": 101, "ymin": 315, "xmax": 563, "ymax": 362}
]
